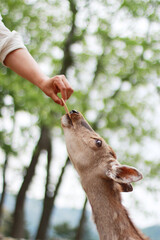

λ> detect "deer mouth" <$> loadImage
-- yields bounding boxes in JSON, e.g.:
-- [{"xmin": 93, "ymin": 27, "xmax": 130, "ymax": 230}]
[
  {"xmin": 67, "ymin": 113, "xmax": 73, "ymax": 125},
  {"xmin": 61, "ymin": 113, "xmax": 73, "ymax": 127},
  {"xmin": 61, "ymin": 110, "xmax": 80, "ymax": 127}
]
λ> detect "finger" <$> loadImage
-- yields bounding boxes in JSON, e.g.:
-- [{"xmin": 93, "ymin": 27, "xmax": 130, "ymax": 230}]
[
  {"xmin": 53, "ymin": 76, "xmax": 68, "ymax": 100},
  {"xmin": 51, "ymin": 93, "xmax": 63, "ymax": 106},
  {"xmin": 61, "ymin": 75, "xmax": 74, "ymax": 99},
  {"xmin": 67, "ymin": 87, "xmax": 74, "ymax": 99}
]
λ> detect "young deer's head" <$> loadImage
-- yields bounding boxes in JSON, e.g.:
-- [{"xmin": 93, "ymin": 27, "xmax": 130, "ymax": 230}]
[{"xmin": 61, "ymin": 110, "xmax": 142, "ymax": 191}]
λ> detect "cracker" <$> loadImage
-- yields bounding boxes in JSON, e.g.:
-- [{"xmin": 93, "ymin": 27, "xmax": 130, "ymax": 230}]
[{"xmin": 61, "ymin": 98, "xmax": 70, "ymax": 116}]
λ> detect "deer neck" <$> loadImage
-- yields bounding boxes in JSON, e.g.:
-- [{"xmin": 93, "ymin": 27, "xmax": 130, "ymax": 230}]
[{"xmin": 81, "ymin": 176, "xmax": 146, "ymax": 240}]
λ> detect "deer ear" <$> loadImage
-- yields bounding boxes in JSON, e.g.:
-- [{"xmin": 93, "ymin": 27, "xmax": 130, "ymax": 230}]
[{"xmin": 106, "ymin": 165, "xmax": 143, "ymax": 184}]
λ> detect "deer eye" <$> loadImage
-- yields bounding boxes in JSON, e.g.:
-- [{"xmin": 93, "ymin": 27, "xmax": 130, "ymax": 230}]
[{"xmin": 95, "ymin": 139, "xmax": 102, "ymax": 147}]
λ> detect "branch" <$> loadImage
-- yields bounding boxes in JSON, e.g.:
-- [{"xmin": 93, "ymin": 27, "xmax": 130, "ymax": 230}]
[{"xmin": 60, "ymin": 0, "xmax": 78, "ymax": 75}]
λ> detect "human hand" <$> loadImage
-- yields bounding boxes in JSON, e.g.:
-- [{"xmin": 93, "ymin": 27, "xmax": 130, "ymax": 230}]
[{"xmin": 40, "ymin": 75, "xmax": 73, "ymax": 105}]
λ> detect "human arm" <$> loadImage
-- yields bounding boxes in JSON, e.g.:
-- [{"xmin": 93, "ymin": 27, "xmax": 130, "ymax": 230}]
[
  {"xmin": 4, "ymin": 48, "xmax": 73, "ymax": 105},
  {"xmin": 0, "ymin": 18, "xmax": 73, "ymax": 105}
]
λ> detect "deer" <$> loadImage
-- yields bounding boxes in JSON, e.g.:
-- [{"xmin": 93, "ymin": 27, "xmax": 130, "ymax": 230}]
[{"xmin": 61, "ymin": 109, "xmax": 150, "ymax": 240}]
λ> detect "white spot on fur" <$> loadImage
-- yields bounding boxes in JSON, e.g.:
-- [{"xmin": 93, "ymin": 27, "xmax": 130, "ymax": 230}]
[
  {"xmin": 120, "ymin": 222, "xmax": 126, "ymax": 233},
  {"xmin": 113, "ymin": 212, "xmax": 118, "ymax": 221},
  {"xmin": 111, "ymin": 234, "xmax": 119, "ymax": 240},
  {"xmin": 106, "ymin": 169, "xmax": 116, "ymax": 180}
]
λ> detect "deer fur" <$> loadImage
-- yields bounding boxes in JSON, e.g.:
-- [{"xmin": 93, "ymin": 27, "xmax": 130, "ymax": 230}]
[{"xmin": 61, "ymin": 110, "xmax": 150, "ymax": 240}]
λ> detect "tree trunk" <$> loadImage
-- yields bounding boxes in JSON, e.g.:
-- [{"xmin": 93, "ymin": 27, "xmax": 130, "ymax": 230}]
[
  {"xmin": 59, "ymin": 0, "xmax": 77, "ymax": 75},
  {"xmin": 35, "ymin": 157, "xmax": 69, "ymax": 240},
  {"xmin": 74, "ymin": 197, "xmax": 88, "ymax": 240},
  {"xmin": 0, "ymin": 154, "xmax": 9, "ymax": 226},
  {"xmin": 11, "ymin": 126, "xmax": 51, "ymax": 238}
]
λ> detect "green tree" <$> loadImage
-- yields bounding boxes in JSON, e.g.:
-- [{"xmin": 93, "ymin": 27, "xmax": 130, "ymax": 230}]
[
  {"xmin": 11, "ymin": 126, "xmax": 51, "ymax": 237},
  {"xmin": 53, "ymin": 222, "xmax": 76, "ymax": 240},
  {"xmin": 36, "ymin": 157, "xmax": 70, "ymax": 240},
  {"xmin": 74, "ymin": 197, "xmax": 88, "ymax": 240},
  {"xmin": 0, "ymin": 0, "xmax": 160, "ymax": 238},
  {"xmin": 36, "ymin": 0, "xmax": 81, "ymax": 238},
  {"xmin": 0, "ymin": 0, "xmax": 72, "ymax": 238}
]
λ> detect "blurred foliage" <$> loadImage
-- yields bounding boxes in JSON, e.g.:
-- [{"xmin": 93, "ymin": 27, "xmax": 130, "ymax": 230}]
[
  {"xmin": 53, "ymin": 218, "xmax": 95, "ymax": 240},
  {"xmin": 53, "ymin": 222, "xmax": 76, "ymax": 239},
  {"xmin": 0, "ymin": 209, "xmax": 29, "ymax": 238},
  {"xmin": 0, "ymin": 0, "xmax": 160, "ymax": 238}
]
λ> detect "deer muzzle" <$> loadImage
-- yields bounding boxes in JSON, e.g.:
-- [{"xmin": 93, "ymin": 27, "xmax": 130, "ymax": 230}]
[
  {"xmin": 61, "ymin": 110, "xmax": 94, "ymax": 133},
  {"xmin": 61, "ymin": 109, "xmax": 79, "ymax": 128}
]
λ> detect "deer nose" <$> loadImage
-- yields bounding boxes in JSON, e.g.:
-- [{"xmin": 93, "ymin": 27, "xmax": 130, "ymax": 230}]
[{"xmin": 70, "ymin": 110, "xmax": 79, "ymax": 114}]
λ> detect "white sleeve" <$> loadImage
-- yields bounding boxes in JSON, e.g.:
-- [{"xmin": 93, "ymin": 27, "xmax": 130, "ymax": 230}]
[{"xmin": 0, "ymin": 19, "xmax": 26, "ymax": 65}]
